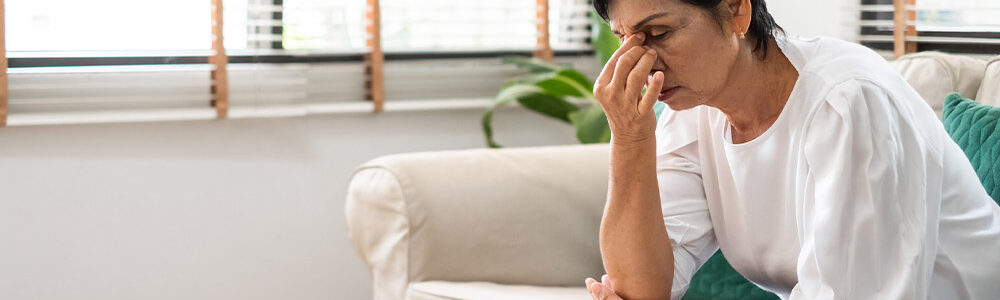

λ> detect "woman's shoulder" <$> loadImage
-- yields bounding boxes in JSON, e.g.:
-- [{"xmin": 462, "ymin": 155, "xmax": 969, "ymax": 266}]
[
  {"xmin": 780, "ymin": 35, "xmax": 901, "ymax": 96},
  {"xmin": 797, "ymin": 73, "xmax": 946, "ymax": 160},
  {"xmin": 782, "ymin": 36, "xmax": 936, "ymax": 127},
  {"xmin": 783, "ymin": 35, "xmax": 893, "ymax": 80}
]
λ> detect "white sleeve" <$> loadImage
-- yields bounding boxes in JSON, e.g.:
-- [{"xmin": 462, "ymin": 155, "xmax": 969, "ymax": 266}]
[
  {"xmin": 655, "ymin": 107, "xmax": 718, "ymax": 300},
  {"xmin": 791, "ymin": 79, "xmax": 937, "ymax": 299}
]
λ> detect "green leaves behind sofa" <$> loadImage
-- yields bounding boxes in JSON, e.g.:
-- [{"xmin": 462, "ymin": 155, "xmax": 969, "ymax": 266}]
[{"xmin": 943, "ymin": 93, "xmax": 1000, "ymax": 203}]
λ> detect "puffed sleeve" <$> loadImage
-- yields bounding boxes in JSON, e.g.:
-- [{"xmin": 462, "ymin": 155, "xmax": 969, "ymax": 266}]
[
  {"xmin": 655, "ymin": 107, "xmax": 719, "ymax": 300},
  {"xmin": 791, "ymin": 79, "xmax": 937, "ymax": 299}
]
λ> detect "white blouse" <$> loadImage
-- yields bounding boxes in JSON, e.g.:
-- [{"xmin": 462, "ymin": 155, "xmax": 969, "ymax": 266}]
[{"xmin": 655, "ymin": 35, "xmax": 1000, "ymax": 300}]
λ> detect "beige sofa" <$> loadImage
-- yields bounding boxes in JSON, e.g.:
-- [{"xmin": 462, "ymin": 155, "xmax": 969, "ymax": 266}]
[
  {"xmin": 346, "ymin": 145, "xmax": 609, "ymax": 300},
  {"xmin": 346, "ymin": 52, "xmax": 999, "ymax": 300}
]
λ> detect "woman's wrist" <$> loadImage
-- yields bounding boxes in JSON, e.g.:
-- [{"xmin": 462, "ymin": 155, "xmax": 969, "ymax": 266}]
[{"xmin": 610, "ymin": 133, "xmax": 656, "ymax": 150}]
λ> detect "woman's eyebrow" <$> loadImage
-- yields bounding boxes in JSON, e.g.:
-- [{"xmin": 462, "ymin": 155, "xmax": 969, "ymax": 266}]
[
  {"xmin": 632, "ymin": 12, "xmax": 671, "ymax": 30},
  {"xmin": 611, "ymin": 12, "xmax": 672, "ymax": 36}
]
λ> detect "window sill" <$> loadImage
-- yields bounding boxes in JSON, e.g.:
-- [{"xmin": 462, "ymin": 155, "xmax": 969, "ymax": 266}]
[{"xmin": 4, "ymin": 98, "xmax": 593, "ymax": 127}]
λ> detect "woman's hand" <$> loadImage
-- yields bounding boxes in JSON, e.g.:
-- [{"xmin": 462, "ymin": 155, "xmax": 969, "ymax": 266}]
[
  {"xmin": 586, "ymin": 274, "xmax": 625, "ymax": 300},
  {"xmin": 593, "ymin": 32, "xmax": 665, "ymax": 146}
]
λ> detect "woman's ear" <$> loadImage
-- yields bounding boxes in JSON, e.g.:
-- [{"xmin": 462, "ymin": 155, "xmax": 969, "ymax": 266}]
[{"xmin": 727, "ymin": 0, "xmax": 752, "ymax": 36}]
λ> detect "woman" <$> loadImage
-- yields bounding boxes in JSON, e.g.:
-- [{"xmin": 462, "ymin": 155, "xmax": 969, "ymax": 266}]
[{"xmin": 583, "ymin": 0, "xmax": 1000, "ymax": 299}]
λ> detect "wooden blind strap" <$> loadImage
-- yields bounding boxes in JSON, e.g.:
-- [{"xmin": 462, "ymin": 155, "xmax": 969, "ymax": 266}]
[
  {"xmin": 534, "ymin": 0, "xmax": 553, "ymax": 61},
  {"xmin": 1, "ymin": 0, "xmax": 7, "ymax": 127},
  {"xmin": 211, "ymin": 0, "xmax": 230, "ymax": 119},
  {"xmin": 365, "ymin": 0, "xmax": 385, "ymax": 113},
  {"xmin": 893, "ymin": 0, "xmax": 918, "ymax": 59}
]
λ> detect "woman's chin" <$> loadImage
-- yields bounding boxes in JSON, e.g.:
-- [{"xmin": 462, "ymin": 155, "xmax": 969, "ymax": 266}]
[{"xmin": 662, "ymin": 94, "xmax": 700, "ymax": 111}]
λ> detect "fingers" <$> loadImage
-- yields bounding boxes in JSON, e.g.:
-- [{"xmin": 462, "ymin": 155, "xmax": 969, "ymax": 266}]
[
  {"xmin": 587, "ymin": 278, "xmax": 609, "ymax": 300},
  {"xmin": 591, "ymin": 282, "xmax": 607, "ymax": 300},
  {"xmin": 624, "ymin": 48, "xmax": 657, "ymax": 99},
  {"xmin": 596, "ymin": 33, "xmax": 646, "ymax": 87},
  {"xmin": 611, "ymin": 46, "xmax": 651, "ymax": 92},
  {"xmin": 586, "ymin": 278, "xmax": 599, "ymax": 300},
  {"xmin": 639, "ymin": 71, "xmax": 664, "ymax": 114},
  {"xmin": 587, "ymin": 276, "xmax": 620, "ymax": 300}
]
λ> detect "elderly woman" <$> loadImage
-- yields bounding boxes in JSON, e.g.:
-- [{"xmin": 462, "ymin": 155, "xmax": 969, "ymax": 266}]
[{"xmin": 583, "ymin": 0, "xmax": 1000, "ymax": 299}]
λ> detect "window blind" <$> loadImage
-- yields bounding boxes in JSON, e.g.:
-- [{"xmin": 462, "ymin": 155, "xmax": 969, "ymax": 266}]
[
  {"xmin": 0, "ymin": 0, "xmax": 600, "ymax": 126},
  {"xmin": 859, "ymin": 0, "xmax": 1000, "ymax": 56}
]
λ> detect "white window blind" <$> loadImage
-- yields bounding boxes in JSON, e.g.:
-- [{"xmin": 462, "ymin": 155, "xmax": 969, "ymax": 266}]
[
  {"xmin": 916, "ymin": 0, "xmax": 1000, "ymax": 32},
  {"xmin": 549, "ymin": 0, "xmax": 594, "ymax": 51},
  {"xmin": 281, "ymin": 0, "xmax": 366, "ymax": 51},
  {"xmin": 1, "ymin": 0, "xmax": 600, "ymax": 125},
  {"xmin": 5, "ymin": 0, "xmax": 258, "ymax": 52},
  {"xmin": 377, "ymin": 0, "xmax": 592, "ymax": 52},
  {"xmin": 858, "ymin": 0, "xmax": 1000, "ymax": 56},
  {"xmin": 266, "ymin": 0, "xmax": 593, "ymax": 53}
]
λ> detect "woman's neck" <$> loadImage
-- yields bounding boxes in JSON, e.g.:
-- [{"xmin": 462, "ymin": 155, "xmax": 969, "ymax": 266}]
[{"xmin": 710, "ymin": 37, "xmax": 799, "ymax": 143}]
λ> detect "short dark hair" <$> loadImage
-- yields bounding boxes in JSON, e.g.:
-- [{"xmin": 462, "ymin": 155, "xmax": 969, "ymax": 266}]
[{"xmin": 594, "ymin": 0, "xmax": 783, "ymax": 58}]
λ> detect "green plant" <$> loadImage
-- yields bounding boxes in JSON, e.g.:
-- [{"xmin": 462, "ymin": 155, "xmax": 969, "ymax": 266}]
[{"xmin": 481, "ymin": 12, "xmax": 629, "ymax": 148}]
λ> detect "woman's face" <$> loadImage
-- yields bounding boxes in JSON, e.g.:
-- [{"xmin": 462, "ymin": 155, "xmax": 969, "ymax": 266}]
[{"xmin": 608, "ymin": 0, "xmax": 742, "ymax": 111}]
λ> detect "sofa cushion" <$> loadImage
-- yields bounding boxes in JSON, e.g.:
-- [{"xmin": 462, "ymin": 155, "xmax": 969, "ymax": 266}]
[
  {"xmin": 684, "ymin": 251, "xmax": 779, "ymax": 300},
  {"xmin": 943, "ymin": 93, "xmax": 1000, "ymax": 202},
  {"xmin": 407, "ymin": 281, "xmax": 588, "ymax": 300},
  {"xmin": 978, "ymin": 56, "xmax": 1000, "ymax": 107},
  {"xmin": 890, "ymin": 52, "xmax": 986, "ymax": 118}
]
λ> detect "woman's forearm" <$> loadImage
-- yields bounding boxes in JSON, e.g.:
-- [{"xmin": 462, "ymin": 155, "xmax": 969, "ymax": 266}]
[{"xmin": 600, "ymin": 139, "xmax": 674, "ymax": 300}]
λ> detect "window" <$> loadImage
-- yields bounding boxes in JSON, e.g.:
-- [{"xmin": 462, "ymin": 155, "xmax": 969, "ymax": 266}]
[
  {"xmin": 0, "ymin": 0, "xmax": 599, "ymax": 125},
  {"xmin": 6, "ymin": 0, "xmax": 257, "ymax": 52},
  {"xmin": 859, "ymin": 0, "xmax": 1000, "ymax": 55},
  {"xmin": 282, "ymin": 0, "xmax": 366, "ymax": 51},
  {"xmin": 916, "ymin": 0, "xmax": 1000, "ymax": 32},
  {"xmin": 281, "ymin": 0, "xmax": 591, "ymax": 52}
]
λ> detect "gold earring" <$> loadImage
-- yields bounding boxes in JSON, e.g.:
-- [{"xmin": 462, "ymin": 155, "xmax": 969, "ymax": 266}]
[{"xmin": 739, "ymin": 32, "xmax": 746, "ymax": 40}]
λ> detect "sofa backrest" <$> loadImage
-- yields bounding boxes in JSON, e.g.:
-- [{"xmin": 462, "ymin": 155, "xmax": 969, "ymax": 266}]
[
  {"xmin": 890, "ymin": 52, "xmax": 987, "ymax": 118},
  {"xmin": 978, "ymin": 56, "xmax": 1000, "ymax": 107}
]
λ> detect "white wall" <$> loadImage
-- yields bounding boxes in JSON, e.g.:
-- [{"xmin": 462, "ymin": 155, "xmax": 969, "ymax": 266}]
[
  {"xmin": 0, "ymin": 107, "xmax": 579, "ymax": 300},
  {"xmin": 767, "ymin": 0, "xmax": 859, "ymax": 42}
]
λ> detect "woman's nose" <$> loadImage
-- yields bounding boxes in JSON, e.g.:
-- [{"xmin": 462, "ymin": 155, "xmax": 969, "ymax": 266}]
[{"xmin": 650, "ymin": 56, "xmax": 667, "ymax": 74}]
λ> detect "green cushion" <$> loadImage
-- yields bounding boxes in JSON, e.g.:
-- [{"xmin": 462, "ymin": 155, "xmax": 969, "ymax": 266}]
[
  {"xmin": 682, "ymin": 251, "xmax": 778, "ymax": 300},
  {"xmin": 943, "ymin": 93, "xmax": 1000, "ymax": 203}
]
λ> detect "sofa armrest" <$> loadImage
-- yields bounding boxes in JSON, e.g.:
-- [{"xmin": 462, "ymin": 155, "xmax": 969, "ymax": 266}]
[{"xmin": 346, "ymin": 144, "xmax": 609, "ymax": 300}]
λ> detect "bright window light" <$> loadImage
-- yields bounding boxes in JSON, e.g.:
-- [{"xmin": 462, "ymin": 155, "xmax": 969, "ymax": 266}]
[
  {"xmin": 917, "ymin": 0, "xmax": 1000, "ymax": 32},
  {"xmin": 281, "ymin": 0, "xmax": 366, "ymax": 51},
  {"xmin": 6, "ymin": 0, "xmax": 249, "ymax": 52}
]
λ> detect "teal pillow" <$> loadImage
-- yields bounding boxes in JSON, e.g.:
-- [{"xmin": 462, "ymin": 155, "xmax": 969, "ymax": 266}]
[
  {"xmin": 682, "ymin": 251, "xmax": 778, "ymax": 300},
  {"xmin": 654, "ymin": 100, "xmax": 667, "ymax": 122},
  {"xmin": 943, "ymin": 93, "xmax": 1000, "ymax": 203}
]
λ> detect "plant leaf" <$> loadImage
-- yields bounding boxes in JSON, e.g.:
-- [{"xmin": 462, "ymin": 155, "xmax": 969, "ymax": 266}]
[
  {"xmin": 557, "ymin": 69, "xmax": 594, "ymax": 91},
  {"xmin": 535, "ymin": 75, "xmax": 584, "ymax": 99},
  {"xmin": 516, "ymin": 93, "xmax": 579, "ymax": 123},
  {"xmin": 502, "ymin": 56, "xmax": 567, "ymax": 73},
  {"xmin": 569, "ymin": 105, "xmax": 612, "ymax": 144},
  {"xmin": 591, "ymin": 11, "xmax": 622, "ymax": 65},
  {"xmin": 482, "ymin": 84, "xmax": 575, "ymax": 148},
  {"xmin": 505, "ymin": 71, "xmax": 557, "ymax": 87}
]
